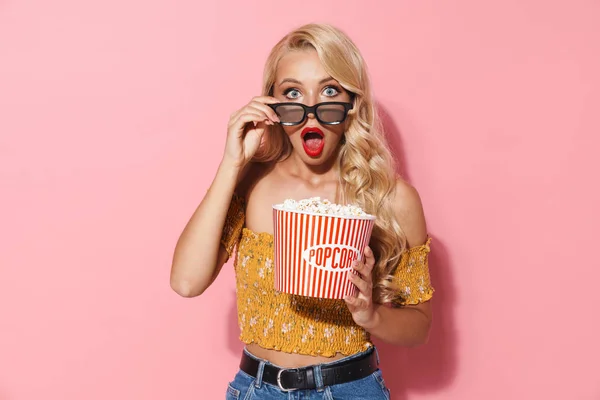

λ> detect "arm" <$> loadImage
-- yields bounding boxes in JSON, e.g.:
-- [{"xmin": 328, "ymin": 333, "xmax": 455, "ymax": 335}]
[
  {"xmin": 169, "ymin": 159, "xmax": 244, "ymax": 298},
  {"xmin": 363, "ymin": 298, "xmax": 432, "ymax": 347},
  {"xmin": 345, "ymin": 180, "xmax": 433, "ymax": 346},
  {"xmin": 169, "ymin": 95, "xmax": 280, "ymax": 298}
]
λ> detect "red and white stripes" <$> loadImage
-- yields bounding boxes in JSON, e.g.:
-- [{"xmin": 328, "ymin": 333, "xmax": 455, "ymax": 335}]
[{"xmin": 273, "ymin": 208, "xmax": 375, "ymax": 299}]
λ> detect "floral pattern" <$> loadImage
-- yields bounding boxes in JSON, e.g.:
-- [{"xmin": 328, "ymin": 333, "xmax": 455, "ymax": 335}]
[
  {"xmin": 391, "ymin": 237, "xmax": 435, "ymax": 305},
  {"xmin": 221, "ymin": 193, "xmax": 434, "ymax": 357}
]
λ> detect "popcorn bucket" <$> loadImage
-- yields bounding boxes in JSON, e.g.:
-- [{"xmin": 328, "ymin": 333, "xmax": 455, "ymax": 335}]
[{"xmin": 272, "ymin": 206, "xmax": 376, "ymax": 299}]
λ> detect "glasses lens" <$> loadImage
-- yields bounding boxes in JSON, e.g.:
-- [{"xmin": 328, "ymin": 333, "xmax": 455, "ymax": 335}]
[
  {"xmin": 316, "ymin": 104, "xmax": 347, "ymax": 123},
  {"xmin": 275, "ymin": 104, "xmax": 305, "ymax": 124}
]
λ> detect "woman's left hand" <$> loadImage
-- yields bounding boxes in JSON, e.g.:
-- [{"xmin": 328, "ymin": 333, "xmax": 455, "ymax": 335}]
[{"xmin": 344, "ymin": 246, "xmax": 378, "ymax": 328}]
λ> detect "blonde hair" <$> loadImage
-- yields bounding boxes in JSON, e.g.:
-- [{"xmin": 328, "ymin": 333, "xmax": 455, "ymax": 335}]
[{"xmin": 255, "ymin": 23, "xmax": 408, "ymax": 305}]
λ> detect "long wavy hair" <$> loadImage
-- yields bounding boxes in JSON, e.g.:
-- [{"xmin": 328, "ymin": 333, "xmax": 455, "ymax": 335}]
[{"xmin": 254, "ymin": 23, "xmax": 408, "ymax": 305}]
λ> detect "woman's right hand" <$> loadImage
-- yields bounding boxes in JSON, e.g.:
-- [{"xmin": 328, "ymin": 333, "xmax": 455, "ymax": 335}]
[{"xmin": 223, "ymin": 96, "xmax": 281, "ymax": 169}]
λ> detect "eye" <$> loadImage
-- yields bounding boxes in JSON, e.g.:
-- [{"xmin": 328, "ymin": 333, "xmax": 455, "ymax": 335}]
[
  {"xmin": 284, "ymin": 88, "xmax": 301, "ymax": 99},
  {"xmin": 322, "ymin": 86, "xmax": 340, "ymax": 97}
]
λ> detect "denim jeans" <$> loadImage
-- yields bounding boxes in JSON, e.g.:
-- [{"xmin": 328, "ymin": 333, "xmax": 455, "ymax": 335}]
[{"xmin": 225, "ymin": 347, "xmax": 391, "ymax": 400}]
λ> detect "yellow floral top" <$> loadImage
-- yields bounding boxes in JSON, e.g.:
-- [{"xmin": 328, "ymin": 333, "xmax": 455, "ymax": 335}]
[{"xmin": 220, "ymin": 194, "xmax": 434, "ymax": 357}]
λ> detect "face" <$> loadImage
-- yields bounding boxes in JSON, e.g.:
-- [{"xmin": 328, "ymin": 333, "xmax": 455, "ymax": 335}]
[{"xmin": 273, "ymin": 48, "xmax": 352, "ymax": 165}]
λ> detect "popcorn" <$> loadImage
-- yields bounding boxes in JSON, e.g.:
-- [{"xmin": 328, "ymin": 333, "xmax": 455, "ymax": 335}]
[
  {"xmin": 276, "ymin": 197, "xmax": 371, "ymax": 217},
  {"xmin": 272, "ymin": 197, "xmax": 376, "ymax": 299}
]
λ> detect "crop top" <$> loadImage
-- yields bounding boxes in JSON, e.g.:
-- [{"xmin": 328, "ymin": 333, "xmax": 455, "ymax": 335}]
[{"xmin": 220, "ymin": 194, "xmax": 434, "ymax": 357}]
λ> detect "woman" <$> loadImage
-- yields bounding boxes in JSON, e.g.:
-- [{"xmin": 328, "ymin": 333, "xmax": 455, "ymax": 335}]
[{"xmin": 170, "ymin": 23, "xmax": 434, "ymax": 399}]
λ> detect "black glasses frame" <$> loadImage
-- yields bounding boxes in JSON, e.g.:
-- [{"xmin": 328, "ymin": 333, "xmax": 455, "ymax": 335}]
[{"xmin": 268, "ymin": 102, "xmax": 354, "ymax": 126}]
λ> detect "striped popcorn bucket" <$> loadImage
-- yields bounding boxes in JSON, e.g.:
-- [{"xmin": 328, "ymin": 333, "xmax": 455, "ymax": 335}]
[{"xmin": 272, "ymin": 206, "xmax": 376, "ymax": 299}]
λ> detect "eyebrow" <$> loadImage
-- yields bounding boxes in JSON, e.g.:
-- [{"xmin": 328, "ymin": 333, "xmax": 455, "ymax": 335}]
[{"xmin": 278, "ymin": 77, "xmax": 337, "ymax": 86}]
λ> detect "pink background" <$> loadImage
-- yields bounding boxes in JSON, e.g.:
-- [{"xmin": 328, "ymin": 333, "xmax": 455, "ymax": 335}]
[{"xmin": 1, "ymin": 1, "xmax": 599, "ymax": 399}]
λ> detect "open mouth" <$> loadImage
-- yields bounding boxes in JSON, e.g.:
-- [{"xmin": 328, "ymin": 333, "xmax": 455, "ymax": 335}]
[{"xmin": 301, "ymin": 127, "xmax": 325, "ymax": 157}]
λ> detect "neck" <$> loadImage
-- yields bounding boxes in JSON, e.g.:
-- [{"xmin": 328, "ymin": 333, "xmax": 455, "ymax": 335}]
[{"xmin": 283, "ymin": 147, "xmax": 342, "ymax": 186}]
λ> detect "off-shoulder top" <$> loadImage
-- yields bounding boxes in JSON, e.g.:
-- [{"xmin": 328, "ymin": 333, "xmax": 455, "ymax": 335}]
[{"xmin": 220, "ymin": 194, "xmax": 434, "ymax": 357}]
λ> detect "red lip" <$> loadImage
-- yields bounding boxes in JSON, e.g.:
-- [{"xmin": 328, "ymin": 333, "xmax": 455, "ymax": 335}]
[
  {"xmin": 301, "ymin": 127, "xmax": 325, "ymax": 157},
  {"xmin": 301, "ymin": 127, "xmax": 324, "ymax": 138}
]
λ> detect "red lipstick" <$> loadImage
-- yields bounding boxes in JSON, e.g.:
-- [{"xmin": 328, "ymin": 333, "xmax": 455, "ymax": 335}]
[{"xmin": 301, "ymin": 127, "xmax": 325, "ymax": 157}]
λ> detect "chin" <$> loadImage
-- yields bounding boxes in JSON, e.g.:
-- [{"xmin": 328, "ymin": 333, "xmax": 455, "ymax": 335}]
[
  {"xmin": 303, "ymin": 155, "xmax": 330, "ymax": 165},
  {"xmin": 294, "ymin": 145, "xmax": 339, "ymax": 165}
]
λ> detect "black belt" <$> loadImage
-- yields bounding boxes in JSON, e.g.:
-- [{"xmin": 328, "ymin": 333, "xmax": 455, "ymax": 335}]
[{"xmin": 239, "ymin": 349, "xmax": 379, "ymax": 392}]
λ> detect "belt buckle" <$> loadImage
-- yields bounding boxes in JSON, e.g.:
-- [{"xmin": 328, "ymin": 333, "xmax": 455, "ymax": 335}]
[{"xmin": 276, "ymin": 368, "xmax": 299, "ymax": 392}]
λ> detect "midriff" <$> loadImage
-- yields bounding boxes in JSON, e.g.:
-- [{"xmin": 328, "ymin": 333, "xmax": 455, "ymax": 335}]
[{"xmin": 246, "ymin": 344, "xmax": 348, "ymax": 368}]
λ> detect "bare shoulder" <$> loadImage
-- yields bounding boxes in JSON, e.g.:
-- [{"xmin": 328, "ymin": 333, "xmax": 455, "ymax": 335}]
[
  {"xmin": 235, "ymin": 161, "xmax": 274, "ymax": 199},
  {"xmin": 241, "ymin": 161, "xmax": 282, "ymax": 234},
  {"xmin": 392, "ymin": 178, "xmax": 428, "ymax": 248}
]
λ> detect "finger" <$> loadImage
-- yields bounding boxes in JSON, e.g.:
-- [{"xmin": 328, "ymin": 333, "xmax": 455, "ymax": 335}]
[
  {"xmin": 344, "ymin": 295, "xmax": 368, "ymax": 310},
  {"xmin": 349, "ymin": 271, "xmax": 371, "ymax": 297},
  {"xmin": 244, "ymin": 107, "xmax": 276, "ymax": 126},
  {"xmin": 228, "ymin": 107, "xmax": 244, "ymax": 124},
  {"xmin": 229, "ymin": 112, "xmax": 270, "ymax": 134},
  {"xmin": 229, "ymin": 96, "xmax": 279, "ymax": 123},
  {"xmin": 343, "ymin": 294, "xmax": 358, "ymax": 311},
  {"xmin": 245, "ymin": 105, "xmax": 277, "ymax": 125},
  {"xmin": 363, "ymin": 246, "xmax": 376, "ymax": 270},
  {"xmin": 352, "ymin": 259, "xmax": 372, "ymax": 281},
  {"xmin": 231, "ymin": 111, "xmax": 271, "ymax": 128},
  {"xmin": 352, "ymin": 258, "xmax": 364, "ymax": 273},
  {"xmin": 248, "ymin": 102, "xmax": 280, "ymax": 123}
]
